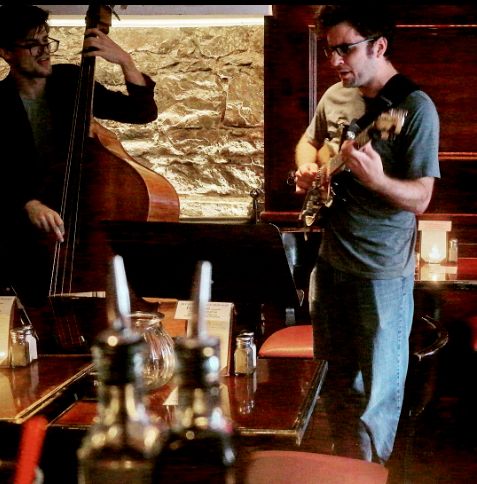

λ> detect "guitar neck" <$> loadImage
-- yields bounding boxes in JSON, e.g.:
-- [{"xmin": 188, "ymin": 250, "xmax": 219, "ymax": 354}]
[
  {"xmin": 353, "ymin": 128, "xmax": 372, "ymax": 150},
  {"xmin": 327, "ymin": 126, "xmax": 372, "ymax": 175}
]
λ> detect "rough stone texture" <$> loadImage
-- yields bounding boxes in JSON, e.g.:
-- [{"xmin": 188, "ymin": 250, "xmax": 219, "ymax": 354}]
[{"xmin": 0, "ymin": 25, "xmax": 264, "ymax": 220}]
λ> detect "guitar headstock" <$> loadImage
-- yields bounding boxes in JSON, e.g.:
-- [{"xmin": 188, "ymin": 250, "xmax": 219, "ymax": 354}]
[{"xmin": 373, "ymin": 108, "xmax": 408, "ymax": 140}]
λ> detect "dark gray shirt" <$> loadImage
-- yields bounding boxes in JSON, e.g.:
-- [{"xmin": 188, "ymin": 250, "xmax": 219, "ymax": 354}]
[{"xmin": 305, "ymin": 81, "xmax": 440, "ymax": 279}]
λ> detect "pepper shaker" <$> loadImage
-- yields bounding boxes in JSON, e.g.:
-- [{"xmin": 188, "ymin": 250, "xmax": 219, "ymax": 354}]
[
  {"xmin": 234, "ymin": 334, "xmax": 256, "ymax": 375},
  {"xmin": 10, "ymin": 326, "xmax": 37, "ymax": 367}
]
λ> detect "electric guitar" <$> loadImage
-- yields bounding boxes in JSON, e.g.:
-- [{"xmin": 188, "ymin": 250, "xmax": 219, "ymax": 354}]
[{"xmin": 299, "ymin": 108, "xmax": 408, "ymax": 229}]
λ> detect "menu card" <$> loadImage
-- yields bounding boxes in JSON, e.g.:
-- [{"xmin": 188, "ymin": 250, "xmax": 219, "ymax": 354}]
[
  {"xmin": 0, "ymin": 297, "xmax": 16, "ymax": 367},
  {"xmin": 174, "ymin": 301, "xmax": 234, "ymax": 374}
]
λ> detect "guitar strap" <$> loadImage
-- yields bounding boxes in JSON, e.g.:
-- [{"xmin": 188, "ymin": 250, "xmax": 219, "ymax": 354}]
[
  {"xmin": 347, "ymin": 73, "xmax": 419, "ymax": 137},
  {"xmin": 329, "ymin": 74, "xmax": 420, "ymax": 212}
]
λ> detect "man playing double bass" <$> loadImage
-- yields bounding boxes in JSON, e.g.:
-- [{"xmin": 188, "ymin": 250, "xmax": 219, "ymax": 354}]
[{"xmin": 0, "ymin": 5, "xmax": 158, "ymax": 307}]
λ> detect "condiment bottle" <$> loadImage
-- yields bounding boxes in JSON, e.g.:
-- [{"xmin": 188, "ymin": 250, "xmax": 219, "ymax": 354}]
[
  {"xmin": 152, "ymin": 261, "xmax": 239, "ymax": 483},
  {"xmin": 77, "ymin": 256, "xmax": 161, "ymax": 483}
]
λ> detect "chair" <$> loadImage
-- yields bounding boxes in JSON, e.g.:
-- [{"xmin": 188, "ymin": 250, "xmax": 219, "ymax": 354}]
[
  {"xmin": 245, "ymin": 450, "xmax": 389, "ymax": 484},
  {"xmin": 258, "ymin": 324, "xmax": 313, "ymax": 358}
]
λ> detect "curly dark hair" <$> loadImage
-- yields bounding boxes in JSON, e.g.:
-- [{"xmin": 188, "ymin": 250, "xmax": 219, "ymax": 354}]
[
  {"xmin": 314, "ymin": 5, "xmax": 396, "ymax": 58},
  {"xmin": 0, "ymin": 5, "xmax": 50, "ymax": 48}
]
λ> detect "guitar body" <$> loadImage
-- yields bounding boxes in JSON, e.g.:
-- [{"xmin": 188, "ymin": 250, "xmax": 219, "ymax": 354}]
[{"xmin": 299, "ymin": 108, "xmax": 408, "ymax": 228}]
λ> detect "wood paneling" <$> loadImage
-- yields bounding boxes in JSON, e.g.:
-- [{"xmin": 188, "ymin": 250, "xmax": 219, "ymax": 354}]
[{"xmin": 264, "ymin": 5, "xmax": 477, "ymax": 228}]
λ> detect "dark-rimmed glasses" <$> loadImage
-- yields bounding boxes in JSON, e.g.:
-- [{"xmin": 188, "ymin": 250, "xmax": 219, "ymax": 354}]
[
  {"xmin": 324, "ymin": 38, "xmax": 375, "ymax": 58},
  {"xmin": 12, "ymin": 37, "xmax": 60, "ymax": 56}
]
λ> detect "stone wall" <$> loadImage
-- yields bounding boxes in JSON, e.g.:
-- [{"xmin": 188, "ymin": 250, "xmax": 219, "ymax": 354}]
[{"xmin": 0, "ymin": 25, "xmax": 264, "ymax": 219}]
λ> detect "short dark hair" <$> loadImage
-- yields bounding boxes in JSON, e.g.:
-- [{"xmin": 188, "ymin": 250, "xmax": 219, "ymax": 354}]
[
  {"xmin": 0, "ymin": 5, "xmax": 50, "ymax": 48},
  {"xmin": 315, "ymin": 5, "xmax": 396, "ymax": 58}
]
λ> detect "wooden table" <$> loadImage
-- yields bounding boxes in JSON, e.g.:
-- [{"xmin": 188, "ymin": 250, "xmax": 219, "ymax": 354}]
[
  {"xmin": 0, "ymin": 353, "xmax": 326, "ymax": 482},
  {"xmin": 414, "ymin": 258, "xmax": 477, "ymax": 320},
  {"xmin": 51, "ymin": 358, "xmax": 327, "ymax": 446},
  {"xmin": 0, "ymin": 355, "xmax": 92, "ymax": 424},
  {"xmin": 416, "ymin": 258, "xmax": 477, "ymax": 288}
]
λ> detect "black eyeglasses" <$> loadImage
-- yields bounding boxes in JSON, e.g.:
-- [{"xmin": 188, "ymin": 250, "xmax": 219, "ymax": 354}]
[
  {"xmin": 13, "ymin": 37, "xmax": 60, "ymax": 56},
  {"xmin": 324, "ymin": 38, "xmax": 375, "ymax": 58}
]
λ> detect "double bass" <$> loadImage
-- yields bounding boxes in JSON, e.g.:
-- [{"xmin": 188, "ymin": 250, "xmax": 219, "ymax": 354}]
[{"xmin": 47, "ymin": 4, "xmax": 179, "ymax": 351}]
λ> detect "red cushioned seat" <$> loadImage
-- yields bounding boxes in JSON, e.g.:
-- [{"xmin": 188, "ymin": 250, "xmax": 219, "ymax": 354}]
[
  {"xmin": 245, "ymin": 450, "xmax": 389, "ymax": 484},
  {"xmin": 258, "ymin": 325, "xmax": 313, "ymax": 358}
]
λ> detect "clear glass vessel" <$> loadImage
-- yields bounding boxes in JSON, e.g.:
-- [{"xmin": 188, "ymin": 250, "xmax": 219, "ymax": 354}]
[
  {"xmin": 152, "ymin": 335, "xmax": 238, "ymax": 483},
  {"xmin": 77, "ymin": 327, "xmax": 162, "ymax": 483},
  {"xmin": 130, "ymin": 311, "xmax": 175, "ymax": 390}
]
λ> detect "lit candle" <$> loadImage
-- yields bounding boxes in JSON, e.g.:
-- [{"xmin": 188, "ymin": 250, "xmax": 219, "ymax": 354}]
[{"xmin": 427, "ymin": 244, "xmax": 444, "ymax": 264}]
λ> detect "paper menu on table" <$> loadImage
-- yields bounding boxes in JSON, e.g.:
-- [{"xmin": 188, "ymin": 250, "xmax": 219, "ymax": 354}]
[
  {"xmin": 174, "ymin": 301, "xmax": 234, "ymax": 374},
  {"xmin": 0, "ymin": 297, "xmax": 16, "ymax": 367}
]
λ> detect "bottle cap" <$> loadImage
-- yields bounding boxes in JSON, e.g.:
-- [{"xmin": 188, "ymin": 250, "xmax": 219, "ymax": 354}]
[
  {"xmin": 174, "ymin": 335, "xmax": 220, "ymax": 387},
  {"xmin": 93, "ymin": 329, "xmax": 145, "ymax": 385}
]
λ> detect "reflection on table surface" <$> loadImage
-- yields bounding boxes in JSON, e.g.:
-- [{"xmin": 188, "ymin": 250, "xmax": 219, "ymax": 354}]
[
  {"xmin": 51, "ymin": 358, "xmax": 328, "ymax": 446},
  {"xmin": 0, "ymin": 355, "xmax": 92, "ymax": 423},
  {"xmin": 416, "ymin": 258, "xmax": 477, "ymax": 287}
]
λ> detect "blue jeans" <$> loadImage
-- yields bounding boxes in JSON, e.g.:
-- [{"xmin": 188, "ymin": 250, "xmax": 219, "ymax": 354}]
[{"xmin": 309, "ymin": 257, "xmax": 414, "ymax": 463}]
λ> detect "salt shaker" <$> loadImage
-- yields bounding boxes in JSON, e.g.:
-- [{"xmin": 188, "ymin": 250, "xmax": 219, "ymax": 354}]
[
  {"xmin": 234, "ymin": 334, "xmax": 256, "ymax": 375},
  {"xmin": 448, "ymin": 238, "xmax": 458, "ymax": 263},
  {"xmin": 10, "ymin": 325, "xmax": 37, "ymax": 367},
  {"xmin": 239, "ymin": 331, "xmax": 257, "ymax": 364}
]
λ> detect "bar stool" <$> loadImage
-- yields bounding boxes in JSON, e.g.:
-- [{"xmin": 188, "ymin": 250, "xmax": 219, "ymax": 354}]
[
  {"xmin": 245, "ymin": 450, "xmax": 389, "ymax": 484},
  {"xmin": 258, "ymin": 324, "xmax": 313, "ymax": 358},
  {"xmin": 258, "ymin": 316, "xmax": 448, "ymax": 417}
]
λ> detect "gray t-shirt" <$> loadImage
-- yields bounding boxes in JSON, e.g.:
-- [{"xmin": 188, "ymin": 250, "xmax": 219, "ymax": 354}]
[
  {"xmin": 21, "ymin": 94, "xmax": 58, "ymax": 171},
  {"xmin": 305, "ymin": 81, "xmax": 440, "ymax": 279}
]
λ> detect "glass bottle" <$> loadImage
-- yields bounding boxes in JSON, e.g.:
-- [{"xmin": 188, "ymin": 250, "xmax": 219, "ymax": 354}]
[
  {"xmin": 77, "ymin": 327, "xmax": 162, "ymax": 483},
  {"xmin": 153, "ymin": 335, "xmax": 238, "ymax": 483},
  {"xmin": 129, "ymin": 311, "xmax": 175, "ymax": 390},
  {"xmin": 77, "ymin": 255, "xmax": 162, "ymax": 483},
  {"xmin": 153, "ymin": 260, "xmax": 239, "ymax": 483}
]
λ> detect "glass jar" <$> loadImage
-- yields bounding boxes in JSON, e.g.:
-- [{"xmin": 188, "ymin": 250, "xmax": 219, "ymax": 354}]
[{"xmin": 129, "ymin": 311, "xmax": 175, "ymax": 390}]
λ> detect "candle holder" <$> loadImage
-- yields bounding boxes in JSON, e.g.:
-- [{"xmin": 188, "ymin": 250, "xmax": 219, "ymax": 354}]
[{"xmin": 418, "ymin": 220, "xmax": 451, "ymax": 264}]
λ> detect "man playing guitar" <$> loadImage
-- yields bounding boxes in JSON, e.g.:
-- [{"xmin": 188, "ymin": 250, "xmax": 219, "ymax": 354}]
[{"xmin": 294, "ymin": 5, "xmax": 440, "ymax": 465}]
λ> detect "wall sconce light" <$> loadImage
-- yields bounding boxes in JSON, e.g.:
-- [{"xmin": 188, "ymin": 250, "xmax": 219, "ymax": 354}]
[{"xmin": 418, "ymin": 220, "xmax": 452, "ymax": 264}]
